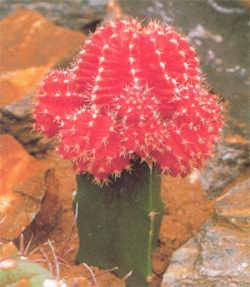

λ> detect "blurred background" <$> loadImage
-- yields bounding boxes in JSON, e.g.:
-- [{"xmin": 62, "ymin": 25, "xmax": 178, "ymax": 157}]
[{"xmin": 0, "ymin": 1, "xmax": 249, "ymax": 286}]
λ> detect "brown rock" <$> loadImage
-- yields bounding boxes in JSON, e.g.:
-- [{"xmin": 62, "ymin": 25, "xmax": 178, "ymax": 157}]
[
  {"xmin": 242, "ymin": 0, "xmax": 250, "ymax": 6},
  {"xmin": 30, "ymin": 169, "xmax": 61, "ymax": 234},
  {"xmin": 0, "ymin": 9, "xmax": 86, "ymax": 106},
  {"xmin": 0, "ymin": 67, "xmax": 49, "ymax": 107},
  {"xmin": 0, "ymin": 9, "xmax": 85, "ymax": 72},
  {"xmin": 161, "ymin": 177, "xmax": 250, "ymax": 287},
  {"xmin": 0, "ymin": 134, "xmax": 49, "ymax": 241},
  {"xmin": 22, "ymin": 151, "xmax": 78, "ymax": 263}
]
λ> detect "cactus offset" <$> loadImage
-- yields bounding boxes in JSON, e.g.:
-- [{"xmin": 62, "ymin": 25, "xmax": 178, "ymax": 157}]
[
  {"xmin": 34, "ymin": 19, "xmax": 223, "ymax": 285},
  {"xmin": 0, "ymin": 256, "xmax": 53, "ymax": 286}
]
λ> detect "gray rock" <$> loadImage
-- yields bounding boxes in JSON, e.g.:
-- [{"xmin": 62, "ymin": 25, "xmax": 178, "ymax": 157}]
[
  {"xmin": 1, "ymin": 94, "xmax": 33, "ymax": 119},
  {"xmin": 0, "ymin": 94, "xmax": 53, "ymax": 155},
  {"xmin": 161, "ymin": 178, "xmax": 250, "ymax": 287},
  {"xmin": 0, "ymin": 0, "xmax": 108, "ymax": 32},
  {"xmin": 199, "ymin": 142, "xmax": 249, "ymax": 198}
]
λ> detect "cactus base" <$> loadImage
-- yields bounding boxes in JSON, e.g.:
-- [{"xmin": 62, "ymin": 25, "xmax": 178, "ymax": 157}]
[{"xmin": 75, "ymin": 160, "xmax": 164, "ymax": 286}]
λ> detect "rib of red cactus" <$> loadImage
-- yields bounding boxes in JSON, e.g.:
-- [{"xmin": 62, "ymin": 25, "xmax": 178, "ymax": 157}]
[
  {"xmin": 73, "ymin": 20, "xmax": 200, "ymax": 114},
  {"xmin": 33, "ymin": 70, "xmax": 85, "ymax": 137}
]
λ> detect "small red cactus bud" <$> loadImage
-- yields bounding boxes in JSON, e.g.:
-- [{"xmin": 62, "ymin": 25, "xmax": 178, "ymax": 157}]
[
  {"xmin": 114, "ymin": 83, "xmax": 166, "ymax": 159},
  {"xmin": 34, "ymin": 19, "xmax": 223, "ymax": 183},
  {"xmin": 58, "ymin": 108, "xmax": 130, "ymax": 182},
  {"xmin": 33, "ymin": 70, "xmax": 85, "ymax": 137},
  {"xmin": 151, "ymin": 86, "xmax": 223, "ymax": 177}
]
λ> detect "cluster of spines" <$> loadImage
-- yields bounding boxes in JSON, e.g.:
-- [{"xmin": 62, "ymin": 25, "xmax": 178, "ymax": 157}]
[{"xmin": 34, "ymin": 19, "xmax": 223, "ymax": 184}]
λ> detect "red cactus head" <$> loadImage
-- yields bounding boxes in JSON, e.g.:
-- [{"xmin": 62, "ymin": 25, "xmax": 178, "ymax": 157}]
[{"xmin": 34, "ymin": 19, "xmax": 223, "ymax": 184}]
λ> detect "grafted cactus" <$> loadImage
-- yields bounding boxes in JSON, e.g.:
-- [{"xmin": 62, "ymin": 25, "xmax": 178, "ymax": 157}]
[{"xmin": 34, "ymin": 19, "xmax": 223, "ymax": 286}]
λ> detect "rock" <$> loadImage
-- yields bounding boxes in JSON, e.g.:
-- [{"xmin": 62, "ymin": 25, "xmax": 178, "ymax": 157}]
[
  {"xmin": 0, "ymin": 134, "xmax": 49, "ymax": 241},
  {"xmin": 0, "ymin": 67, "xmax": 49, "ymax": 107},
  {"xmin": 0, "ymin": 94, "xmax": 53, "ymax": 155},
  {"xmin": 0, "ymin": 1, "xmax": 107, "ymax": 32},
  {"xmin": 103, "ymin": 0, "xmax": 124, "ymax": 23},
  {"xmin": 0, "ymin": 9, "xmax": 85, "ymax": 73},
  {"xmin": 242, "ymin": 0, "xmax": 250, "ymax": 6},
  {"xmin": 199, "ymin": 142, "xmax": 249, "ymax": 198},
  {"xmin": 21, "ymin": 169, "xmax": 61, "ymax": 244},
  {"xmin": 0, "ymin": 9, "xmax": 86, "ymax": 106},
  {"xmin": 0, "ymin": 94, "xmax": 33, "ymax": 120},
  {"xmin": 161, "ymin": 177, "xmax": 250, "ymax": 287},
  {"xmin": 215, "ymin": 178, "xmax": 250, "ymax": 230},
  {"xmin": 21, "ymin": 151, "xmax": 78, "ymax": 263}
]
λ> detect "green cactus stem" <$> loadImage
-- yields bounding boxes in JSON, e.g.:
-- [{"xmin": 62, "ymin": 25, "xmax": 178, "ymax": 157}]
[{"xmin": 75, "ymin": 160, "xmax": 164, "ymax": 286}]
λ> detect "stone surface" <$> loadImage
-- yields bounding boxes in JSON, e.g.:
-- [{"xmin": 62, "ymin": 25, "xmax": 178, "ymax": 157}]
[
  {"xmin": 215, "ymin": 178, "xmax": 250, "ymax": 230},
  {"xmin": 161, "ymin": 177, "xmax": 250, "ymax": 287},
  {"xmin": 19, "ymin": 151, "xmax": 78, "ymax": 263},
  {"xmin": 0, "ymin": 1, "xmax": 108, "ymax": 32},
  {"xmin": 0, "ymin": 9, "xmax": 85, "ymax": 73},
  {"xmin": 0, "ymin": 134, "xmax": 49, "ymax": 241},
  {"xmin": 199, "ymin": 141, "xmax": 249, "ymax": 198},
  {"xmin": 0, "ymin": 9, "xmax": 86, "ymax": 107},
  {"xmin": 0, "ymin": 67, "xmax": 49, "ymax": 107},
  {"xmin": 0, "ymin": 94, "xmax": 52, "ymax": 155}
]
